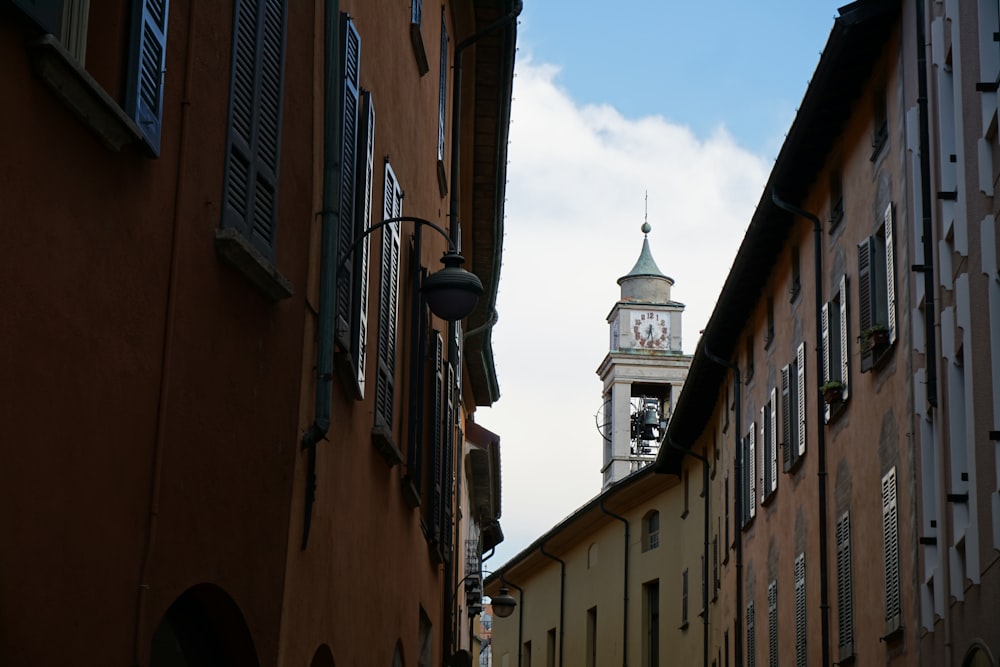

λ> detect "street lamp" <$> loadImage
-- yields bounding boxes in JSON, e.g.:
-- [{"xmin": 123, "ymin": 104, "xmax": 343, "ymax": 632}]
[
  {"xmin": 338, "ymin": 215, "xmax": 483, "ymax": 322},
  {"xmin": 452, "ymin": 572, "xmax": 517, "ymax": 619}
]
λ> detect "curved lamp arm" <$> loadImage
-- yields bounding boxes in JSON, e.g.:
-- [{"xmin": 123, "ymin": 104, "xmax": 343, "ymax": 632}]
[{"xmin": 337, "ymin": 215, "xmax": 454, "ymax": 270}]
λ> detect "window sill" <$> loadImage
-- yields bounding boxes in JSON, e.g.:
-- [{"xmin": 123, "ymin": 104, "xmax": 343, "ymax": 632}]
[
  {"xmin": 761, "ymin": 489, "xmax": 777, "ymax": 507},
  {"xmin": 680, "ymin": 509, "xmax": 690, "ymax": 520},
  {"xmin": 437, "ymin": 158, "xmax": 448, "ymax": 198},
  {"xmin": 409, "ymin": 22, "xmax": 429, "ymax": 76},
  {"xmin": 29, "ymin": 35, "xmax": 143, "ymax": 153},
  {"xmin": 784, "ymin": 450, "xmax": 805, "ymax": 474},
  {"xmin": 678, "ymin": 621, "xmax": 689, "ymax": 632},
  {"xmin": 401, "ymin": 475, "xmax": 422, "ymax": 509},
  {"xmin": 371, "ymin": 423, "xmax": 404, "ymax": 466},
  {"xmin": 880, "ymin": 621, "xmax": 903, "ymax": 644},
  {"xmin": 826, "ymin": 398, "xmax": 848, "ymax": 424},
  {"xmin": 214, "ymin": 228, "xmax": 294, "ymax": 301},
  {"xmin": 838, "ymin": 644, "xmax": 856, "ymax": 664}
]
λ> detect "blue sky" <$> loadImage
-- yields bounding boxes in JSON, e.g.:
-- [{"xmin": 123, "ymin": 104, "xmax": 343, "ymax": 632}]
[{"xmin": 481, "ymin": 2, "xmax": 844, "ymax": 569}]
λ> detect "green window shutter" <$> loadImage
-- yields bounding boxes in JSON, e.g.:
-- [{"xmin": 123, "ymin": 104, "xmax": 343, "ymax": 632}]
[
  {"xmin": 334, "ymin": 14, "xmax": 361, "ymax": 355},
  {"xmin": 858, "ymin": 236, "xmax": 876, "ymax": 372},
  {"xmin": 222, "ymin": 0, "xmax": 287, "ymax": 261},
  {"xmin": 839, "ymin": 275, "xmax": 850, "ymax": 400},
  {"xmin": 884, "ymin": 203, "xmax": 897, "ymax": 344},
  {"xmin": 126, "ymin": 0, "xmax": 170, "ymax": 156}
]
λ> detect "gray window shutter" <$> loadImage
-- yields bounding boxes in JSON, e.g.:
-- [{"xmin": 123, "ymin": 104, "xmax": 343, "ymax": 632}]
[
  {"xmin": 858, "ymin": 237, "xmax": 876, "ymax": 372},
  {"xmin": 222, "ymin": 0, "xmax": 287, "ymax": 260},
  {"xmin": 882, "ymin": 467, "xmax": 901, "ymax": 631},
  {"xmin": 795, "ymin": 554, "xmax": 807, "ymax": 667},
  {"xmin": 126, "ymin": 0, "xmax": 170, "ymax": 155},
  {"xmin": 747, "ymin": 600, "xmax": 756, "ymax": 667},
  {"xmin": 781, "ymin": 364, "xmax": 792, "ymax": 470},
  {"xmin": 334, "ymin": 14, "xmax": 361, "ymax": 357},
  {"xmin": 442, "ymin": 361, "xmax": 456, "ymax": 559},
  {"xmin": 796, "ymin": 343, "xmax": 806, "ymax": 457},
  {"xmin": 836, "ymin": 511, "xmax": 855, "ymax": 655},
  {"xmin": 884, "ymin": 203, "xmax": 897, "ymax": 344},
  {"xmin": 437, "ymin": 11, "xmax": 448, "ymax": 163},
  {"xmin": 748, "ymin": 425, "xmax": 756, "ymax": 519},
  {"xmin": 767, "ymin": 581, "xmax": 778, "ymax": 667},
  {"xmin": 839, "ymin": 275, "xmax": 850, "ymax": 400},
  {"xmin": 374, "ymin": 162, "xmax": 402, "ymax": 430},
  {"xmin": 429, "ymin": 332, "xmax": 444, "ymax": 545},
  {"xmin": 769, "ymin": 388, "xmax": 777, "ymax": 493},
  {"xmin": 821, "ymin": 302, "xmax": 831, "ymax": 423},
  {"xmin": 347, "ymin": 90, "xmax": 374, "ymax": 398}
]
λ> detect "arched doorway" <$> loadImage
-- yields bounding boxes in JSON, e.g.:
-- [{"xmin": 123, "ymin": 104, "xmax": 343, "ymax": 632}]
[
  {"xmin": 150, "ymin": 584, "xmax": 260, "ymax": 666},
  {"xmin": 962, "ymin": 643, "xmax": 994, "ymax": 667},
  {"xmin": 310, "ymin": 644, "xmax": 335, "ymax": 667}
]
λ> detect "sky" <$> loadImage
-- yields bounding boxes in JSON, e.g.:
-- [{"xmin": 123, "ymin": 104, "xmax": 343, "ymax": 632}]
[{"xmin": 478, "ymin": 2, "xmax": 845, "ymax": 569}]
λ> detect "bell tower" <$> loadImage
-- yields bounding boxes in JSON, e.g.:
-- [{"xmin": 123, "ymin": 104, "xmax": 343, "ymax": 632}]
[{"xmin": 597, "ymin": 221, "xmax": 693, "ymax": 488}]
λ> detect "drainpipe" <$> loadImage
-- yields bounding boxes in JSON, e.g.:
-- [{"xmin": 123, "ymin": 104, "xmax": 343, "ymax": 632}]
[
  {"xmin": 539, "ymin": 542, "xmax": 565, "ymax": 667},
  {"xmin": 599, "ymin": 499, "xmax": 630, "ymax": 667},
  {"xmin": 500, "ymin": 574, "xmax": 525, "ymax": 667},
  {"xmin": 665, "ymin": 436, "xmax": 709, "ymax": 667},
  {"xmin": 300, "ymin": 0, "xmax": 342, "ymax": 550},
  {"xmin": 771, "ymin": 192, "xmax": 832, "ymax": 667},
  {"xmin": 915, "ymin": 0, "xmax": 938, "ymax": 410},
  {"xmin": 701, "ymin": 343, "xmax": 742, "ymax": 667}
]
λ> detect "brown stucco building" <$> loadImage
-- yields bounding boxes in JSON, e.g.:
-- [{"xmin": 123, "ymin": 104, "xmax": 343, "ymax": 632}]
[{"xmin": 1, "ymin": 0, "xmax": 515, "ymax": 664}]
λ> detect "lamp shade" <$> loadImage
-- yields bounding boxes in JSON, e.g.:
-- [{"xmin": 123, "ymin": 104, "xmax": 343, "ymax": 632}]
[
  {"xmin": 490, "ymin": 587, "xmax": 517, "ymax": 618},
  {"xmin": 421, "ymin": 251, "xmax": 483, "ymax": 321}
]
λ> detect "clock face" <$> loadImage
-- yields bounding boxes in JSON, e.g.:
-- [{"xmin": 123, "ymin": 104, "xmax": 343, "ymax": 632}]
[{"xmin": 632, "ymin": 311, "xmax": 669, "ymax": 348}]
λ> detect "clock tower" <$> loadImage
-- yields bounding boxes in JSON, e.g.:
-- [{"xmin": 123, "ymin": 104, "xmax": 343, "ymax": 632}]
[{"xmin": 597, "ymin": 222, "xmax": 693, "ymax": 488}]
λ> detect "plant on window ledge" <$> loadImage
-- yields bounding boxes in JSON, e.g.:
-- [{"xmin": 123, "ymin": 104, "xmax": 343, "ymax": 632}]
[
  {"xmin": 861, "ymin": 325, "xmax": 889, "ymax": 353},
  {"xmin": 820, "ymin": 380, "xmax": 845, "ymax": 405}
]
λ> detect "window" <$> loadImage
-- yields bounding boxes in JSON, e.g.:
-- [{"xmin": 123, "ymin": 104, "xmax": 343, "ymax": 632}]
[
  {"xmin": 836, "ymin": 512, "xmax": 855, "ymax": 661},
  {"xmin": 882, "ymin": 468, "xmax": 902, "ymax": 638},
  {"xmin": 371, "ymin": 161, "xmax": 404, "ymax": 462},
  {"xmin": 760, "ymin": 389, "xmax": 777, "ymax": 502},
  {"xmin": 746, "ymin": 600, "xmax": 756, "ymax": 667},
  {"xmin": 222, "ymin": 0, "xmax": 288, "ymax": 254},
  {"xmin": 858, "ymin": 203, "xmax": 897, "ymax": 372},
  {"xmin": 794, "ymin": 554, "xmax": 806, "ymax": 667},
  {"xmin": 402, "ymin": 241, "xmax": 428, "ymax": 506},
  {"xmin": 745, "ymin": 336, "xmax": 755, "ymax": 382},
  {"xmin": 781, "ymin": 343, "xmax": 806, "ymax": 471},
  {"xmin": 767, "ymin": 581, "xmax": 778, "ymax": 667},
  {"xmin": 436, "ymin": 9, "xmax": 449, "ymax": 194},
  {"xmin": 681, "ymin": 569, "xmax": 689, "ymax": 629},
  {"xmin": 588, "ymin": 543, "xmax": 598, "ymax": 568},
  {"xmin": 14, "ymin": 0, "xmax": 169, "ymax": 154},
  {"xmin": 523, "ymin": 641, "xmax": 531, "ymax": 667},
  {"xmin": 871, "ymin": 86, "xmax": 888, "ymax": 160},
  {"xmin": 682, "ymin": 470, "xmax": 690, "ymax": 518},
  {"xmin": 586, "ymin": 607, "xmax": 598, "ymax": 667},
  {"xmin": 643, "ymin": 580, "xmax": 660, "ymax": 667},
  {"xmin": 217, "ymin": 0, "xmax": 292, "ymax": 299},
  {"xmin": 790, "ymin": 245, "xmax": 801, "ymax": 301},
  {"xmin": 427, "ymin": 332, "xmax": 455, "ymax": 557},
  {"xmin": 334, "ymin": 79, "xmax": 375, "ymax": 399},
  {"xmin": 409, "ymin": 0, "xmax": 429, "ymax": 75},
  {"xmin": 743, "ymin": 423, "xmax": 756, "ymax": 526},
  {"xmin": 822, "ymin": 275, "xmax": 850, "ymax": 422},
  {"xmin": 724, "ymin": 476, "xmax": 730, "ymax": 561},
  {"xmin": 418, "ymin": 608, "xmax": 432, "ymax": 667},
  {"xmin": 643, "ymin": 510, "xmax": 660, "ymax": 552},
  {"xmin": 546, "ymin": 628, "xmax": 556, "ymax": 667},
  {"xmin": 712, "ymin": 533, "xmax": 720, "ymax": 599},
  {"xmin": 765, "ymin": 297, "xmax": 775, "ymax": 347},
  {"xmin": 829, "ymin": 170, "xmax": 844, "ymax": 229}
]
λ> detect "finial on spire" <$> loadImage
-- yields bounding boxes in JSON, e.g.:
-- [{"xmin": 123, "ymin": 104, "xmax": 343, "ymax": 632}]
[{"xmin": 642, "ymin": 191, "xmax": 651, "ymax": 235}]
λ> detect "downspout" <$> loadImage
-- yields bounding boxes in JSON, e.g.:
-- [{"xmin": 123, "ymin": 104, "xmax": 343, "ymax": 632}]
[
  {"xmin": 915, "ymin": 0, "xmax": 938, "ymax": 410},
  {"xmin": 701, "ymin": 344, "xmax": 742, "ymax": 667},
  {"xmin": 665, "ymin": 436, "xmax": 709, "ymax": 667},
  {"xmin": 300, "ymin": 0, "xmax": 342, "ymax": 550},
  {"xmin": 599, "ymin": 499, "xmax": 630, "ymax": 667},
  {"xmin": 539, "ymin": 542, "xmax": 566, "ymax": 667},
  {"xmin": 500, "ymin": 574, "xmax": 525, "ymax": 667},
  {"xmin": 771, "ymin": 192, "xmax": 832, "ymax": 667}
]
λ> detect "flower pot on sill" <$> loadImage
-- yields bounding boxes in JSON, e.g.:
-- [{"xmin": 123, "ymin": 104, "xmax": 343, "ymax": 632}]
[
  {"xmin": 865, "ymin": 328, "xmax": 889, "ymax": 351},
  {"xmin": 823, "ymin": 386, "xmax": 844, "ymax": 405}
]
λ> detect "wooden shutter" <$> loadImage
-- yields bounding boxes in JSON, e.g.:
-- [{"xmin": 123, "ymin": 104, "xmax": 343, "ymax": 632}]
[
  {"xmin": 346, "ymin": 90, "xmax": 374, "ymax": 398},
  {"xmin": 836, "ymin": 511, "xmax": 855, "ymax": 654},
  {"xmin": 375, "ymin": 162, "xmax": 402, "ymax": 430},
  {"xmin": 884, "ymin": 203, "xmax": 897, "ymax": 344},
  {"xmin": 747, "ymin": 425, "xmax": 756, "ymax": 519},
  {"xmin": 126, "ymin": 0, "xmax": 170, "ymax": 155},
  {"xmin": 882, "ymin": 468, "xmax": 901, "ymax": 629},
  {"xmin": 795, "ymin": 554, "xmax": 807, "ymax": 667},
  {"xmin": 429, "ymin": 332, "xmax": 444, "ymax": 544},
  {"xmin": 334, "ymin": 14, "xmax": 361, "ymax": 354},
  {"xmin": 796, "ymin": 343, "xmax": 806, "ymax": 457},
  {"xmin": 222, "ymin": 0, "xmax": 287, "ymax": 260},
  {"xmin": 767, "ymin": 581, "xmax": 778, "ymax": 667},
  {"xmin": 769, "ymin": 388, "xmax": 778, "ymax": 493},
  {"xmin": 781, "ymin": 364, "xmax": 791, "ymax": 470},
  {"xmin": 746, "ymin": 600, "xmax": 756, "ymax": 667},
  {"xmin": 405, "ymin": 242, "xmax": 428, "ymax": 498},
  {"xmin": 839, "ymin": 275, "xmax": 850, "ymax": 401},
  {"xmin": 858, "ymin": 237, "xmax": 876, "ymax": 372}
]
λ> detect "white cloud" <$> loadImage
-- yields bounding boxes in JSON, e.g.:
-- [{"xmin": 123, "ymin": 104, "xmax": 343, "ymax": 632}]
[{"xmin": 480, "ymin": 57, "xmax": 770, "ymax": 566}]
